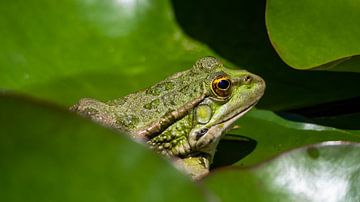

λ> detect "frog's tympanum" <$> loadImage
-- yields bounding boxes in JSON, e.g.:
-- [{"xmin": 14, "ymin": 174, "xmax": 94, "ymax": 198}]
[{"xmin": 71, "ymin": 57, "xmax": 265, "ymax": 179}]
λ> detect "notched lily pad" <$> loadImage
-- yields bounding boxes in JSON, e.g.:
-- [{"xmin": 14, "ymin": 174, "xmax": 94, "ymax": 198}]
[{"xmin": 203, "ymin": 142, "xmax": 360, "ymax": 202}]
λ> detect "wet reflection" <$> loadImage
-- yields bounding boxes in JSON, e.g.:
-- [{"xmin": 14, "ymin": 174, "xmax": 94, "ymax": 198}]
[
  {"xmin": 114, "ymin": 0, "xmax": 137, "ymax": 15},
  {"xmin": 268, "ymin": 145, "xmax": 351, "ymax": 202}
]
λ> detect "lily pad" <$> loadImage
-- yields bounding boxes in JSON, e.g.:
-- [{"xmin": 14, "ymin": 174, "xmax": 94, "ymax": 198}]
[
  {"xmin": 204, "ymin": 142, "xmax": 360, "ymax": 202},
  {"xmin": 266, "ymin": 0, "xmax": 360, "ymax": 71},
  {"xmin": 0, "ymin": 93, "xmax": 206, "ymax": 202},
  {"xmin": 213, "ymin": 109, "xmax": 360, "ymax": 167}
]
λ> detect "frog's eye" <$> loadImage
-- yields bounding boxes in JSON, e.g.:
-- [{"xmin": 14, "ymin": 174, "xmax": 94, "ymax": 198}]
[{"xmin": 212, "ymin": 75, "xmax": 232, "ymax": 97}]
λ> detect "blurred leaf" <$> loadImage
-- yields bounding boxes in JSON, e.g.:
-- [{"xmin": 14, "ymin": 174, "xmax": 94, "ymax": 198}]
[
  {"xmin": 213, "ymin": 109, "xmax": 360, "ymax": 167},
  {"xmin": 171, "ymin": 0, "xmax": 360, "ymax": 110},
  {"xmin": 0, "ymin": 93, "xmax": 207, "ymax": 202},
  {"xmin": 266, "ymin": 0, "xmax": 360, "ymax": 71},
  {"xmin": 0, "ymin": 0, "xmax": 213, "ymax": 106},
  {"xmin": 204, "ymin": 142, "xmax": 360, "ymax": 202}
]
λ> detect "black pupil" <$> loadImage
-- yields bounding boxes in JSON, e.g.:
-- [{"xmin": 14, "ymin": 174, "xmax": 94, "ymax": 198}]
[{"xmin": 218, "ymin": 79, "xmax": 230, "ymax": 89}]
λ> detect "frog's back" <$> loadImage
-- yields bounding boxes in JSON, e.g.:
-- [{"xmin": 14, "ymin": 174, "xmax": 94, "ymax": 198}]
[
  {"xmin": 108, "ymin": 57, "xmax": 220, "ymax": 135},
  {"xmin": 107, "ymin": 70, "xmax": 202, "ymax": 133}
]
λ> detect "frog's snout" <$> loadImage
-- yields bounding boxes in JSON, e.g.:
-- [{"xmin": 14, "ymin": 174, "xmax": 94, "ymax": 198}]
[
  {"xmin": 247, "ymin": 73, "xmax": 266, "ymax": 97},
  {"xmin": 245, "ymin": 73, "xmax": 265, "ymax": 86},
  {"xmin": 254, "ymin": 74, "xmax": 266, "ymax": 87}
]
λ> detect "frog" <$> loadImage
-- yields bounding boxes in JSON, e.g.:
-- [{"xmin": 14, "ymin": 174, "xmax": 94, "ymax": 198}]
[{"xmin": 71, "ymin": 57, "xmax": 265, "ymax": 179}]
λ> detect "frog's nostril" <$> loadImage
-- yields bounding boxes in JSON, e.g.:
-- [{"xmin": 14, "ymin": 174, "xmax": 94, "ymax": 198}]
[{"xmin": 244, "ymin": 75, "xmax": 252, "ymax": 84}]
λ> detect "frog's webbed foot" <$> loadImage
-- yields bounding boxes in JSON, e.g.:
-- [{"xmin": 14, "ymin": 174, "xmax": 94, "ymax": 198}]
[
  {"xmin": 70, "ymin": 98, "xmax": 116, "ymax": 128},
  {"xmin": 172, "ymin": 155, "xmax": 210, "ymax": 180}
]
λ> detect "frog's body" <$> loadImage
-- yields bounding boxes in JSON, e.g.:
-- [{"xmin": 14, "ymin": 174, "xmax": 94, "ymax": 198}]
[{"xmin": 71, "ymin": 57, "xmax": 265, "ymax": 179}]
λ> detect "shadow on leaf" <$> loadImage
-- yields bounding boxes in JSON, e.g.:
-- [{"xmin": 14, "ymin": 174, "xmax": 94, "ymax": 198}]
[{"xmin": 212, "ymin": 134, "xmax": 257, "ymax": 169}]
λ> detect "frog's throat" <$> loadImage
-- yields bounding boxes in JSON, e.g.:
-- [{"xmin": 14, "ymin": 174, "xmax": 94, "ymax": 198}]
[{"xmin": 188, "ymin": 104, "xmax": 255, "ymax": 153}]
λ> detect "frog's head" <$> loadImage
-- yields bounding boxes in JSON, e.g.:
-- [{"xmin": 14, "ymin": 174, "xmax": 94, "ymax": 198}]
[{"xmin": 188, "ymin": 57, "xmax": 265, "ymax": 158}]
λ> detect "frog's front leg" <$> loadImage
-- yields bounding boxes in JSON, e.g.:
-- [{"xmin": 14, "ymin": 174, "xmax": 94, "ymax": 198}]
[{"xmin": 70, "ymin": 98, "xmax": 117, "ymax": 128}]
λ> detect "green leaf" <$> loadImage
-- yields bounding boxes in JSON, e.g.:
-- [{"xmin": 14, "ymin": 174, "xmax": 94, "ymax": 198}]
[
  {"xmin": 205, "ymin": 142, "xmax": 360, "ymax": 202},
  {"xmin": 0, "ymin": 0, "xmax": 213, "ymax": 106},
  {"xmin": 213, "ymin": 109, "xmax": 360, "ymax": 167},
  {"xmin": 266, "ymin": 0, "xmax": 360, "ymax": 71},
  {"xmin": 0, "ymin": 93, "xmax": 206, "ymax": 202}
]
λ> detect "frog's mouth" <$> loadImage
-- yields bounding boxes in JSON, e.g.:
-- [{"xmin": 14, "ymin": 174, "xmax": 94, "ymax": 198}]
[{"xmin": 188, "ymin": 103, "xmax": 256, "ymax": 153}]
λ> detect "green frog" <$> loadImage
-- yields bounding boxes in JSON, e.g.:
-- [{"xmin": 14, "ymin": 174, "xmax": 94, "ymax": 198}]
[{"xmin": 71, "ymin": 57, "xmax": 265, "ymax": 179}]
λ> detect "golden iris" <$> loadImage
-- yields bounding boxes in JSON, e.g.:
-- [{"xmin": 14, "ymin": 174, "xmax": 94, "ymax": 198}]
[{"xmin": 212, "ymin": 75, "xmax": 232, "ymax": 97}]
